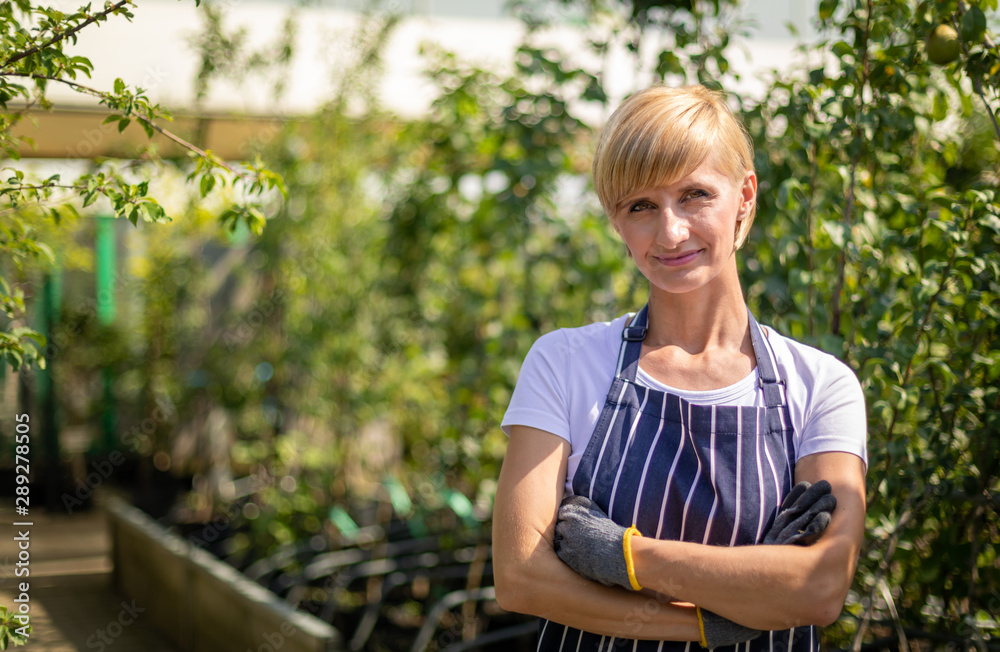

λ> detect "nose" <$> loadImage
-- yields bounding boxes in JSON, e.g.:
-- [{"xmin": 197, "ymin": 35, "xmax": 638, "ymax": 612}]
[{"xmin": 656, "ymin": 206, "xmax": 689, "ymax": 248}]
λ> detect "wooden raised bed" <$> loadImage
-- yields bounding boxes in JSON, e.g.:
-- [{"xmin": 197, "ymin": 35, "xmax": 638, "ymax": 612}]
[{"xmin": 105, "ymin": 497, "xmax": 342, "ymax": 652}]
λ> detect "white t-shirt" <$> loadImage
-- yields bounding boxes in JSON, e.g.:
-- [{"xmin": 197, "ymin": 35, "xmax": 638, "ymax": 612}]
[{"xmin": 501, "ymin": 312, "xmax": 868, "ymax": 493}]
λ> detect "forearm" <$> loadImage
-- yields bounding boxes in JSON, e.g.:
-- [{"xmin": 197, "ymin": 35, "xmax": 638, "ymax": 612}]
[
  {"xmin": 631, "ymin": 537, "xmax": 845, "ymax": 630},
  {"xmin": 495, "ymin": 540, "xmax": 702, "ymax": 640},
  {"xmin": 632, "ymin": 453, "xmax": 866, "ymax": 630},
  {"xmin": 494, "ymin": 426, "xmax": 701, "ymax": 641}
]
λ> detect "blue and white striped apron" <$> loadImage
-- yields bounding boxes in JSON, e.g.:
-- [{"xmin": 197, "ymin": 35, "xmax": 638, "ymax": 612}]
[{"xmin": 537, "ymin": 304, "xmax": 819, "ymax": 652}]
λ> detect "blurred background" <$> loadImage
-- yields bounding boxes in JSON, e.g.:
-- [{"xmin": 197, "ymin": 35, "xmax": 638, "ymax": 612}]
[{"xmin": 1, "ymin": 0, "xmax": 999, "ymax": 650}]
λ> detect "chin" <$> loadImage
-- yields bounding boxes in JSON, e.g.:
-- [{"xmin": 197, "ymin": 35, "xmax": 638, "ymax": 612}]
[{"xmin": 646, "ymin": 277, "xmax": 707, "ymax": 296}]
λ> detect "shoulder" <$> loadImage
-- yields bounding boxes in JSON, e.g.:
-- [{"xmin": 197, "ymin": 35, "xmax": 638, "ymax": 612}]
[
  {"xmin": 503, "ymin": 312, "xmax": 630, "ymax": 440},
  {"xmin": 762, "ymin": 326, "xmax": 862, "ymax": 396},
  {"xmin": 760, "ymin": 323, "xmax": 868, "ymax": 468},
  {"xmin": 523, "ymin": 312, "xmax": 630, "ymax": 368}
]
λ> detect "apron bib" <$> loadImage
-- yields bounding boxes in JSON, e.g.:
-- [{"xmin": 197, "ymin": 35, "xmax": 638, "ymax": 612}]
[{"xmin": 536, "ymin": 304, "xmax": 819, "ymax": 652}]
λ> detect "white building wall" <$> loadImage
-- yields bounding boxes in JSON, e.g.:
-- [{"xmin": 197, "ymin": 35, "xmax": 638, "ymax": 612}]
[{"xmin": 45, "ymin": 0, "xmax": 819, "ymax": 119}]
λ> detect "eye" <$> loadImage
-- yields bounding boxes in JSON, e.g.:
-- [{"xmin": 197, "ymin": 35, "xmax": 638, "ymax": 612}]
[
  {"xmin": 628, "ymin": 200, "xmax": 654, "ymax": 212},
  {"xmin": 684, "ymin": 189, "xmax": 710, "ymax": 201}
]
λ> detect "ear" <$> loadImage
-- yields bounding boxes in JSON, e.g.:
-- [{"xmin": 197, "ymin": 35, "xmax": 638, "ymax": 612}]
[{"xmin": 737, "ymin": 171, "xmax": 757, "ymax": 221}]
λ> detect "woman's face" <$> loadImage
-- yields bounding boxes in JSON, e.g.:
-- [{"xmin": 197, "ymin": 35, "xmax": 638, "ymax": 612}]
[{"xmin": 610, "ymin": 154, "xmax": 756, "ymax": 297}]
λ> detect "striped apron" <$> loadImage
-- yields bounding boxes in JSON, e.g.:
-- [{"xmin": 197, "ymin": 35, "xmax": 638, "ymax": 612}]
[{"xmin": 537, "ymin": 304, "xmax": 819, "ymax": 652}]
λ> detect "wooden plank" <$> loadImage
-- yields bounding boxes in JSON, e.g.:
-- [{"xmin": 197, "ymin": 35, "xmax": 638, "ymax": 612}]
[{"xmin": 8, "ymin": 106, "xmax": 290, "ymax": 160}]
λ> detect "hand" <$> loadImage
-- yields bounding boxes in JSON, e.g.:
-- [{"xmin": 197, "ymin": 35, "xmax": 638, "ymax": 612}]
[
  {"xmin": 553, "ymin": 495, "xmax": 636, "ymax": 590},
  {"xmin": 763, "ymin": 479, "xmax": 837, "ymax": 546},
  {"xmin": 698, "ymin": 480, "xmax": 838, "ymax": 648}
]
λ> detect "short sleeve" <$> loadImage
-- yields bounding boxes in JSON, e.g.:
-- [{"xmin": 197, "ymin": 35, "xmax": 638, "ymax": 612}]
[
  {"xmin": 796, "ymin": 359, "xmax": 869, "ymax": 472},
  {"xmin": 500, "ymin": 330, "xmax": 572, "ymax": 442}
]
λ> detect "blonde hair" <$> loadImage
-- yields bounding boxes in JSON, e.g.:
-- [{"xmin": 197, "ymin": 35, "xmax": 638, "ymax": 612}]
[{"xmin": 592, "ymin": 84, "xmax": 757, "ymax": 248}]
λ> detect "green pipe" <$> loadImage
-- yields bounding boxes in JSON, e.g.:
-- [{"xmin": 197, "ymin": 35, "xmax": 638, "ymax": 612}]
[
  {"xmin": 96, "ymin": 216, "xmax": 117, "ymax": 325},
  {"xmin": 95, "ymin": 216, "xmax": 118, "ymax": 452}
]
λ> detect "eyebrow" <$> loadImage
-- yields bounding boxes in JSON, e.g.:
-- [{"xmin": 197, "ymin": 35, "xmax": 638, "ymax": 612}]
[{"xmin": 677, "ymin": 180, "xmax": 718, "ymax": 194}]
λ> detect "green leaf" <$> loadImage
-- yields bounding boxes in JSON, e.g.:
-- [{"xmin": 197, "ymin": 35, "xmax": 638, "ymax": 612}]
[
  {"xmin": 831, "ymin": 41, "xmax": 854, "ymax": 60},
  {"xmin": 932, "ymin": 92, "xmax": 948, "ymax": 121},
  {"xmin": 117, "ymin": 117, "xmax": 130, "ymax": 133},
  {"xmin": 823, "ymin": 220, "xmax": 847, "ymax": 247},
  {"xmin": 960, "ymin": 6, "xmax": 987, "ymax": 44},
  {"xmin": 200, "ymin": 173, "xmax": 216, "ymax": 197},
  {"xmin": 818, "ymin": 0, "xmax": 838, "ymax": 20},
  {"xmin": 33, "ymin": 242, "xmax": 55, "ymax": 264},
  {"xmin": 113, "ymin": 78, "xmax": 125, "ymax": 95},
  {"xmin": 5, "ymin": 351, "xmax": 22, "ymax": 372}
]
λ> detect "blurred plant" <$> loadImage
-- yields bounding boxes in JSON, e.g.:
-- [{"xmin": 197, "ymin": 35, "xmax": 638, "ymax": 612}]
[{"xmin": 739, "ymin": 0, "xmax": 1000, "ymax": 648}]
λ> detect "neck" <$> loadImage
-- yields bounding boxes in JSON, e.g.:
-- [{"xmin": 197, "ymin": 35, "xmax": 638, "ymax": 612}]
[{"xmin": 643, "ymin": 259, "xmax": 748, "ymax": 354}]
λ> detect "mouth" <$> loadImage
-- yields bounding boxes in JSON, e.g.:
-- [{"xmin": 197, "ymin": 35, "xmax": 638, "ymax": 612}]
[{"xmin": 655, "ymin": 250, "xmax": 702, "ymax": 267}]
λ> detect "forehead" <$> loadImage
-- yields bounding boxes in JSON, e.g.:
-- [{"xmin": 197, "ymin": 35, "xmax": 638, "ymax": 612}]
[
  {"xmin": 672, "ymin": 154, "xmax": 733, "ymax": 184},
  {"xmin": 623, "ymin": 153, "xmax": 734, "ymax": 199}
]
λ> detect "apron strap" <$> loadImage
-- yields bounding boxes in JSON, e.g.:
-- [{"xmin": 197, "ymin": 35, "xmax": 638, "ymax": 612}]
[
  {"xmin": 747, "ymin": 308, "xmax": 787, "ymax": 408},
  {"xmin": 614, "ymin": 303, "xmax": 787, "ymax": 408},
  {"xmin": 616, "ymin": 304, "xmax": 648, "ymax": 381}
]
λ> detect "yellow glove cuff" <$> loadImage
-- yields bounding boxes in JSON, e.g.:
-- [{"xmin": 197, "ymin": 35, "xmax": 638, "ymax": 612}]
[
  {"xmin": 622, "ymin": 525, "xmax": 643, "ymax": 591},
  {"xmin": 696, "ymin": 606, "xmax": 709, "ymax": 648}
]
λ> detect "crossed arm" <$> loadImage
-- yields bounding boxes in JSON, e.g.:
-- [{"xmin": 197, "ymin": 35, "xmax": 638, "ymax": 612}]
[{"xmin": 492, "ymin": 425, "xmax": 866, "ymax": 640}]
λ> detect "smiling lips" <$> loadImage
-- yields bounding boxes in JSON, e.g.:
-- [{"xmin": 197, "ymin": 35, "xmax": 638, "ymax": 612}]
[{"xmin": 655, "ymin": 250, "xmax": 701, "ymax": 267}]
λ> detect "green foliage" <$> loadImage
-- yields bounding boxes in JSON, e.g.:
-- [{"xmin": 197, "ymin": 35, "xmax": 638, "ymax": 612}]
[
  {"xmin": 3, "ymin": 0, "xmax": 999, "ymax": 648},
  {"xmin": 216, "ymin": 1, "xmax": 998, "ymax": 646},
  {"xmin": 0, "ymin": 0, "xmax": 283, "ymax": 371},
  {"xmin": 0, "ymin": 605, "xmax": 30, "ymax": 648},
  {"xmin": 738, "ymin": 0, "xmax": 1000, "ymax": 647}
]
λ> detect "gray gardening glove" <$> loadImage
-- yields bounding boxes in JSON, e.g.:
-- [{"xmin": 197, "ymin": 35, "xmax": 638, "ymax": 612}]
[
  {"xmin": 554, "ymin": 495, "xmax": 636, "ymax": 590},
  {"xmin": 762, "ymin": 479, "xmax": 837, "ymax": 546},
  {"xmin": 698, "ymin": 480, "xmax": 838, "ymax": 648}
]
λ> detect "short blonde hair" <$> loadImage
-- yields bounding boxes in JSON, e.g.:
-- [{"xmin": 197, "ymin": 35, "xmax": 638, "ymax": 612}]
[{"xmin": 592, "ymin": 84, "xmax": 757, "ymax": 248}]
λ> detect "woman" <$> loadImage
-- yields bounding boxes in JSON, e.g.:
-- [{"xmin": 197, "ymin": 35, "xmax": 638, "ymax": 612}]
[{"xmin": 492, "ymin": 84, "xmax": 867, "ymax": 651}]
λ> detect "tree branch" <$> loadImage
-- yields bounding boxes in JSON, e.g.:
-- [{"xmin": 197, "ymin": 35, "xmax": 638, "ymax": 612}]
[
  {"xmin": 1, "ymin": 1, "xmax": 132, "ymax": 69},
  {"xmin": 2, "ymin": 71, "xmax": 105, "ymax": 99},
  {"xmin": 1, "ymin": 73, "xmax": 247, "ymax": 179},
  {"xmin": 3, "ymin": 183, "xmax": 86, "ymax": 192}
]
